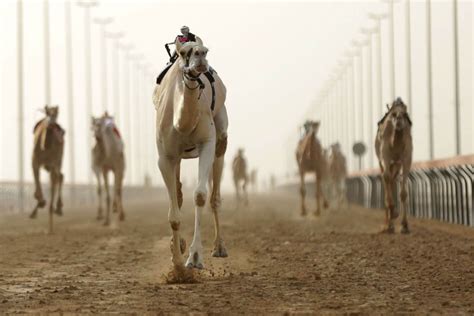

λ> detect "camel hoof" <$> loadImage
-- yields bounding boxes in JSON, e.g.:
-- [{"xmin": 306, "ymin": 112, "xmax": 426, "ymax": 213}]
[
  {"xmin": 119, "ymin": 213, "xmax": 125, "ymax": 221},
  {"xmin": 38, "ymin": 200, "xmax": 46, "ymax": 208},
  {"xmin": 401, "ymin": 225, "xmax": 410, "ymax": 234},
  {"xmin": 323, "ymin": 201, "xmax": 329, "ymax": 209},
  {"xmin": 185, "ymin": 254, "xmax": 204, "ymax": 270},
  {"xmin": 313, "ymin": 211, "xmax": 321, "ymax": 217},
  {"xmin": 29, "ymin": 211, "xmax": 37, "ymax": 219},
  {"xmin": 380, "ymin": 226, "xmax": 395, "ymax": 234},
  {"xmin": 212, "ymin": 243, "xmax": 228, "ymax": 258},
  {"xmin": 54, "ymin": 208, "xmax": 63, "ymax": 216},
  {"xmin": 103, "ymin": 220, "xmax": 110, "ymax": 227}
]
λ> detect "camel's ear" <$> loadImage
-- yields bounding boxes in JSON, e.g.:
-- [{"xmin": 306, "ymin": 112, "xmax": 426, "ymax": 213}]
[
  {"xmin": 44, "ymin": 105, "xmax": 49, "ymax": 112},
  {"xmin": 195, "ymin": 36, "xmax": 203, "ymax": 46},
  {"xmin": 386, "ymin": 104, "xmax": 390, "ymax": 110}
]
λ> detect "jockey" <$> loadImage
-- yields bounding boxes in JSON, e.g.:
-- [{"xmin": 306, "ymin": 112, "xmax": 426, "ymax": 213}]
[{"xmin": 156, "ymin": 26, "xmax": 207, "ymax": 85}]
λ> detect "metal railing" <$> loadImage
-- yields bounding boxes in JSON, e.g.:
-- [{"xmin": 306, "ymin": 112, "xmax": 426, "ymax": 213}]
[
  {"xmin": 0, "ymin": 182, "xmax": 163, "ymax": 214},
  {"xmin": 346, "ymin": 155, "xmax": 474, "ymax": 227}
]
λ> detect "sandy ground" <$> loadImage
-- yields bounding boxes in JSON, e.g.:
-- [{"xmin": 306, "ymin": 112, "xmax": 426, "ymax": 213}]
[{"xmin": 0, "ymin": 191, "xmax": 473, "ymax": 314}]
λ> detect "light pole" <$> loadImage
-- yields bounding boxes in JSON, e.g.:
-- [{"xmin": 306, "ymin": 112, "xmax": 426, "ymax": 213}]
[
  {"xmin": 44, "ymin": 0, "xmax": 51, "ymax": 104},
  {"xmin": 119, "ymin": 43, "xmax": 133, "ymax": 184},
  {"xmin": 369, "ymin": 13, "xmax": 388, "ymax": 118},
  {"xmin": 426, "ymin": 0, "xmax": 434, "ymax": 159},
  {"xmin": 128, "ymin": 53, "xmax": 144, "ymax": 185},
  {"xmin": 405, "ymin": 0, "xmax": 413, "ymax": 116},
  {"xmin": 65, "ymin": 0, "xmax": 75, "ymax": 200},
  {"xmin": 105, "ymin": 31, "xmax": 124, "ymax": 124},
  {"xmin": 351, "ymin": 40, "xmax": 365, "ymax": 144},
  {"xmin": 361, "ymin": 27, "xmax": 377, "ymax": 168},
  {"xmin": 17, "ymin": 0, "xmax": 24, "ymax": 212},
  {"xmin": 93, "ymin": 17, "xmax": 113, "ymax": 114},
  {"xmin": 77, "ymin": 0, "xmax": 98, "ymax": 184},
  {"xmin": 382, "ymin": 0, "xmax": 398, "ymax": 101},
  {"xmin": 453, "ymin": 0, "xmax": 461, "ymax": 155}
]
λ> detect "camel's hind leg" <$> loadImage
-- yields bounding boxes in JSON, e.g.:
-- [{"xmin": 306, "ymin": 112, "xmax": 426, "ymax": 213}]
[
  {"xmin": 30, "ymin": 160, "xmax": 45, "ymax": 219},
  {"xmin": 210, "ymin": 155, "xmax": 228, "ymax": 258},
  {"xmin": 400, "ymin": 172, "xmax": 410, "ymax": 234},
  {"xmin": 114, "ymin": 169, "xmax": 125, "ymax": 221},
  {"xmin": 48, "ymin": 170, "xmax": 59, "ymax": 234},
  {"xmin": 299, "ymin": 170, "xmax": 307, "ymax": 216},
  {"xmin": 95, "ymin": 170, "xmax": 103, "ymax": 220},
  {"xmin": 55, "ymin": 172, "xmax": 64, "ymax": 216},
  {"xmin": 234, "ymin": 177, "xmax": 241, "ymax": 209},
  {"xmin": 186, "ymin": 138, "xmax": 216, "ymax": 269},
  {"xmin": 242, "ymin": 177, "xmax": 249, "ymax": 206},
  {"xmin": 103, "ymin": 170, "xmax": 111, "ymax": 226},
  {"xmin": 158, "ymin": 156, "xmax": 185, "ymax": 268}
]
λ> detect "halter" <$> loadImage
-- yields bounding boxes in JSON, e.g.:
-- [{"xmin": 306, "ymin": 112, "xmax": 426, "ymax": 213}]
[{"xmin": 182, "ymin": 47, "xmax": 205, "ymax": 99}]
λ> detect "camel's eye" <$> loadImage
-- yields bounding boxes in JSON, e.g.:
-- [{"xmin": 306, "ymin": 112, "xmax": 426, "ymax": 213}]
[{"xmin": 392, "ymin": 113, "xmax": 397, "ymax": 117}]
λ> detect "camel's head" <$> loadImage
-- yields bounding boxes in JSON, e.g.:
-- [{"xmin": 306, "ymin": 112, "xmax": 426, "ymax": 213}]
[
  {"xmin": 44, "ymin": 105, "xmax": 59, "ymax": 123},
  {"xmin": 91, "ymin": 116, "xmax": 104, "ymax": 139},
  {"xmin": 330, "ymin": 142, "xmax": 341, "ymax": 153},
  {"xmin": 387, "ymin": 97, "xmax": 411, "ymax": 131},
  {"xmin": 176, "ymin": 40, "xmax": 209, "ymax": 75}
]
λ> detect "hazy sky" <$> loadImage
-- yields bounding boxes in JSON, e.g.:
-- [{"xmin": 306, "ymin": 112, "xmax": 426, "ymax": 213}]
[{"xmin": 0, "ymin": 0, "xmax": 472, "ymax": 190}]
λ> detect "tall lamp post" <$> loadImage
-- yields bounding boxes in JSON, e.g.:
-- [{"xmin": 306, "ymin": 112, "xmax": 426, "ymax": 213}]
[
  {"xmin": 368, "ymin": 12, "xmax": 388, "ymax": 118},
  {"xmin": 44, "ymin": 0, "xmax": 51, "ymax": 104},
  {"xmin": 65, "ymin": 0, "xmax": 76, "ymax": 201},
  {"xmin": 105, "ymin": 31, "xmax": 124, "ymax": 124},
  {"xmin": 405, "ymin": 0, "xmax": 413, "ymax": 116},
  {"xmin": 93, "ymin": 17, "xmax": 113, "ymax": 114},
  {"xmin": 382, "ymin": 0, "xmax": 398, "ymax": 101},
  {"xmin": 453, "ymin": 0, "xmax": 461, "ymax": 155},
  {"xmin": 17, "ymin": 0, "xmax": 25, "ymax": 212},
  {"xmin": 426, "ymin": 0, "xmax": 434, "ymax": 159},
  {"xmin": 77, "ymin": 0, "xmax": 98, "ymax": 184},
  {"xmin": 361, "ymin": 27, "xmax": 377, "ymax": 168}
]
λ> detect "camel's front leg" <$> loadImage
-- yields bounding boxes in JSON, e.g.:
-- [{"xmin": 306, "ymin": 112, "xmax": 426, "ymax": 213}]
[
  {"xmin": 299, "ymin": 171, "xmax": 307, "ymax": 216},
  {"xmin": 314, "ymin": 172, "xmax": 322, "ymax": 216},
  {"xmin": 186, "ymin": 138, "xmax": 215, "ymax": 269},
  {"xmin": 55, "ymin": 172, "xmax": 64, "ymax": 216},
  {"xmin": 234, "ymin": 178, "xmax": 240, "ymax": 209},
  {"xmin": 382, "ymin": 171, "xmax": 395, "ymax": 233},
  {"xmin": 400, "ymin": 172, "xmax": 410, "ymax": 234},
  {"xmin": 103, "ymin": 170, "xmax": 111, "ymax": 226},
  {"xmin": 30, "ymin": 160, "xmax": 45, "ymax": 219},
  {"xmin": 242, "ymin": 177, "xmax": 249, "ymax": 206},
  {"xmin": 95, "ymin": 170, "xmax": 103, "ymax": 220},
  {"xmin": 48, "ymin": 171, "xmax": 58, "ymax": 234},
  {"xmin": 210, "ymin": 155, "xmax": 228, "ymax": 258},
  {"xmin": 158, "ymin": 155, "xmax": 185, "ymax": 268}
]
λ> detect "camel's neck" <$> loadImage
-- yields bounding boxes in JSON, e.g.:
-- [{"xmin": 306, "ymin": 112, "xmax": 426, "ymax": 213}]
[{"xmin": 173, "ymin": 69, "xmax": 202, "ymax": 135}]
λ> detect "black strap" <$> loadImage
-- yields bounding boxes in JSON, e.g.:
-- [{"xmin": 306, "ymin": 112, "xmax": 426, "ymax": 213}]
[{"xmin": 204, "ymin": 71, "xmax": 216, "ymax": 111}]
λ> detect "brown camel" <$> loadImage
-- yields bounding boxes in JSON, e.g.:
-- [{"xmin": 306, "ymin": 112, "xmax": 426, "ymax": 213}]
[
  {"xmin": 375, "ymin": 97, "xmax": 413, "ymax": 234},
  {"xmin": 91, "ymin": 112, "xmax": 126, "ymax": 226},
  {"xmin": 232, "ymin": 148, "xmax": 249, "ymax": 207},
  {"xmin": 30, "ymin": 105, "xmax": 65, "ymax": 234},
  {"xmin": 328, "ymin": 143, "xmax": 348, "ymax": 209},
  {"xmin": 295, "ymin": 120, "xmax": 328, "ymax": 216}
]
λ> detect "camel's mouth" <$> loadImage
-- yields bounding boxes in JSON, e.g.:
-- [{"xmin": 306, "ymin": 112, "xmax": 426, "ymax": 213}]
[{"xmin": 195, "ymin": 64, "xmax": 208, "ymax": 73}]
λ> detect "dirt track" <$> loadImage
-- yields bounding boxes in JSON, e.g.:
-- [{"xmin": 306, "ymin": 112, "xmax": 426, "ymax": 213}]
[{"xmin": 1, "ymin": 192, "xmax": 473, "ymax": 314}]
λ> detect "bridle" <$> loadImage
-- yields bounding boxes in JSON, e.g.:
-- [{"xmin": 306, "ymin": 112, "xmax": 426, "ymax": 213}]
[{"xmin": 182, "ymin": 47, "xmax": 205, "ymax": 99}]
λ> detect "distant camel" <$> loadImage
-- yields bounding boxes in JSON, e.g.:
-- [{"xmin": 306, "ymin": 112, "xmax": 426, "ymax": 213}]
[
  {"xmin": 232, "ymin": 149, "xmax": 249, "ymax": 206},
  {"xmin": 375, "ymin": 97, "xmax": 413, "ymax": 234},
  {"xmin": 328, "ymin": 143, "xmax": 348, "ymax": 209},
  {"xmin": 91, "ymin": 113, "xmax": 125, "ymax": 226},
  {"xmin": 30, "ymin": 105, "xmax": 65, "ymax": 234},
  {"xmin": 153, "ymin": 39, "xmax": 228, "ymax": 270},
  {"xmin": 295, "ymin": 120, "xmax": 328, "ymax": 216}
]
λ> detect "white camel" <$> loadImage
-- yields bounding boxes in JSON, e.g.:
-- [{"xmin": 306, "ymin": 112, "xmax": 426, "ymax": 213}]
[{"xmin": 153, "ymin": 39, "xmax": 228, "ymax": 271}]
